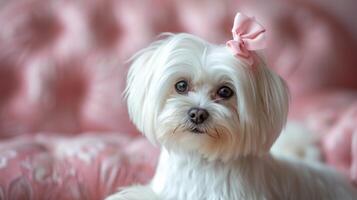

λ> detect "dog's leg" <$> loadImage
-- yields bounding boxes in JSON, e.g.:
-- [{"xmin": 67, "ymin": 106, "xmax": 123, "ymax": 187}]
[{"xmin": 105, "ymin": 185, "xmax": 160, "ymax": 200}]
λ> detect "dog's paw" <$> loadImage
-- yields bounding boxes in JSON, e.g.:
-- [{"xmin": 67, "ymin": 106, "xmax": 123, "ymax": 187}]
[{"xmin": 105, "ymin": 185, "xmax": 159, "ymax": 200}]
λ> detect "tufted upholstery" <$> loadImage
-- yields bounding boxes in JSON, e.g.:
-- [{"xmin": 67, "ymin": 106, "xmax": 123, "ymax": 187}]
[
  {"xmin": 0, "ymin": 0, "xmax": 357, "ymax": 199},
  {"xmin": 0, "ymin": 134, "xmax": 159, "ymax": 199}
]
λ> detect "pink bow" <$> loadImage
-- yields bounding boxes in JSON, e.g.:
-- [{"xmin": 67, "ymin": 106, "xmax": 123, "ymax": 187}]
[{"xmin": 226, "ymin": 13, "xmax": 266, "ymax": 66}]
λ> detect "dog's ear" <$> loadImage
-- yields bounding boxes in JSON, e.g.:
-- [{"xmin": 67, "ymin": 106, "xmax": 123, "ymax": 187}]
[
  {"xmin": 256, "ymin": 61, "xmax": 289, "ymax": 152},
  {"xmin": 235, "ymin": 54, "xmax": 290, "ymax": 155},
  {"xmin": 125, "ymin": 36, "xmax": 172, "ymax": 144}
]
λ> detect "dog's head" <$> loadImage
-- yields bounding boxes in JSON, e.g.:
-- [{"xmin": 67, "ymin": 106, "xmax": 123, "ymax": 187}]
[{"xmin": 125, "ymin": 33, "xmax": 289, "ymax": 161}]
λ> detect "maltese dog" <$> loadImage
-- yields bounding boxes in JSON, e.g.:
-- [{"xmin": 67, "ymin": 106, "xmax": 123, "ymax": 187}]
[{"xmin": 107, "ymin": 13, "xmax": 357, "ymax": 200}]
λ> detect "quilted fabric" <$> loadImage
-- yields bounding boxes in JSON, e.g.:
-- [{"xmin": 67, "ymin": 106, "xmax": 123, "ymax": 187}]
[
  {"xmin": 0, "ymin": 134, "xmax": 159, "ymax": 200},
  {"xmin": 0, "ymin": 0, "xmax": 357, "ymax": 199}
]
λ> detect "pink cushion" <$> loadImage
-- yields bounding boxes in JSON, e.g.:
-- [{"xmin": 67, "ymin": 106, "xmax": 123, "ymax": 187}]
[
  {"xmin": 1, "ymin": 0, "xmax": 357, "ymax": 198},
  {"xmin": 0, "ymin": 133, "xmax": 159, "ymax": 199}
]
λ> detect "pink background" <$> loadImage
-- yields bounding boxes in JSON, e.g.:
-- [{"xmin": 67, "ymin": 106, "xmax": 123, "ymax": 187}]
[{"xmin": 0, "ymin": 0, "xmax": 356, "ymax": 199}]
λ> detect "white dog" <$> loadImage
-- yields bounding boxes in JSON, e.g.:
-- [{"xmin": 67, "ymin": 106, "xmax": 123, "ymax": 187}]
[{"xmin": 107, "ymin": 13, "xmax": 357, "ymax": 200}]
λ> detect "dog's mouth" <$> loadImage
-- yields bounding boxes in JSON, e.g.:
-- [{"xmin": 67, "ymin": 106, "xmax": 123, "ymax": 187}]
[{"xmin": 190, "ymin": 127, "xmax": 205, "ymax": 134}]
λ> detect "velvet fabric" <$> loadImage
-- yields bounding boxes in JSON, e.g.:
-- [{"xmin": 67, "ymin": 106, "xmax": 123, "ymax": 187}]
[{"xmin": 0, "ymin": 0, "xmax": 356, "ymax": 199}]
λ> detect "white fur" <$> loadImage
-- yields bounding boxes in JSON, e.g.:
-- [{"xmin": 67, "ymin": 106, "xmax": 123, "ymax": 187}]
[
  {"xmin": 271, "ymin": 121, "xmax": 322, "ymax": 163},
  {"xmin": 106, "ymin": 33, "xmax": 357, "ymax": 200}
]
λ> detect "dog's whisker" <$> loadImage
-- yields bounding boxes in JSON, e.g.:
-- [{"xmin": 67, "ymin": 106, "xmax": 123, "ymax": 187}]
[
  {"xmin": 207, "ymin": 131, "xmax": 218, "ymax": 139},
  {"xmin": 172, "ymin": 125, "xmax": 180, "ymax": 134},
  {"xmin": 206, "ymin": 133, "xmax": 215, "ymax": 138},
  {"xmin": 234, "ymin": 108, "xmax": 240, "ymax": 121},
  {"xmin": 203, "ymin": 125, "xmax": 217, "ymax": 139},
  {"xmin": 214, "ymin": 128, "xmax": 221, "ymax": 139}
]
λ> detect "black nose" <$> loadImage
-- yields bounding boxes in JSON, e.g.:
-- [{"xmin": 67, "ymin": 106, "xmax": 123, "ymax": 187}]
[{"xmin": 188, "ymin": 107, "xmax": 209, "ymax": 124}]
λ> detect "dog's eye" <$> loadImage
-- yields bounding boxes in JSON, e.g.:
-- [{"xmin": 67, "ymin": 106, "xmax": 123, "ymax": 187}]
[
  {"xmin": 175, "ymin": 80, "xmax": 188, "ymax": 94},
  {"xmin": 217, "ymin": 86, "xmax": 233, "ymax": 99}
]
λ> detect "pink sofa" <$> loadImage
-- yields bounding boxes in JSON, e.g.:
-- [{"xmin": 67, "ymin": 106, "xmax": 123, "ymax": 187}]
[{"xmin": 0, "ymin": 0, "xmax": 356, "ymax": 199}]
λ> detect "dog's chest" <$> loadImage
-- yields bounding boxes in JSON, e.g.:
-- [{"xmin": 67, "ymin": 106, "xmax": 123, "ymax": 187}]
[{"xmin": 151, "ymin": 152, "xmax": 267, "ymax": 200}]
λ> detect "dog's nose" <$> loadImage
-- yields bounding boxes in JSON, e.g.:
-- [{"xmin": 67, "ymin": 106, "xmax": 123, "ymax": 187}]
[{"xmin": 188, "ymin": 107, "xmax": 209, "ymax": 124}]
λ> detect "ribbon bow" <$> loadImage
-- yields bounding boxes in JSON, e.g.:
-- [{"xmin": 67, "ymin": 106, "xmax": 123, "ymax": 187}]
[{"xmin": 226, "ymin": 13, "xmax": 266, "ymax": 66}]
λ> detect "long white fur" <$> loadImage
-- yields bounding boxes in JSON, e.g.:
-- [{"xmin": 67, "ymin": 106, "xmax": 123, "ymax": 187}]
[{"xmin": 106, "ymin": 33, "xmax": 357, "ymax": 200}]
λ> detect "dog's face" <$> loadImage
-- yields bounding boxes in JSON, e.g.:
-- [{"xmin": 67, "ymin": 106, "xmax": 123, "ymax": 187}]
[{"xmin": 126, "ymin": 34, "xmax": 289, "ymax": 161}]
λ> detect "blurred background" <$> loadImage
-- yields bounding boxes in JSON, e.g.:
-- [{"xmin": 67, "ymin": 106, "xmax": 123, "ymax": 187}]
[{"xmin": 0, "ymin": 0, "xmax": 356, "ymax": 199}]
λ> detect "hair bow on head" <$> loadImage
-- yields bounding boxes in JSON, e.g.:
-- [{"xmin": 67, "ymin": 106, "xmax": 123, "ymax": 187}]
[{"xmin": 226, "ymin": 13, "xmax": 266, "ymax": 66}]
